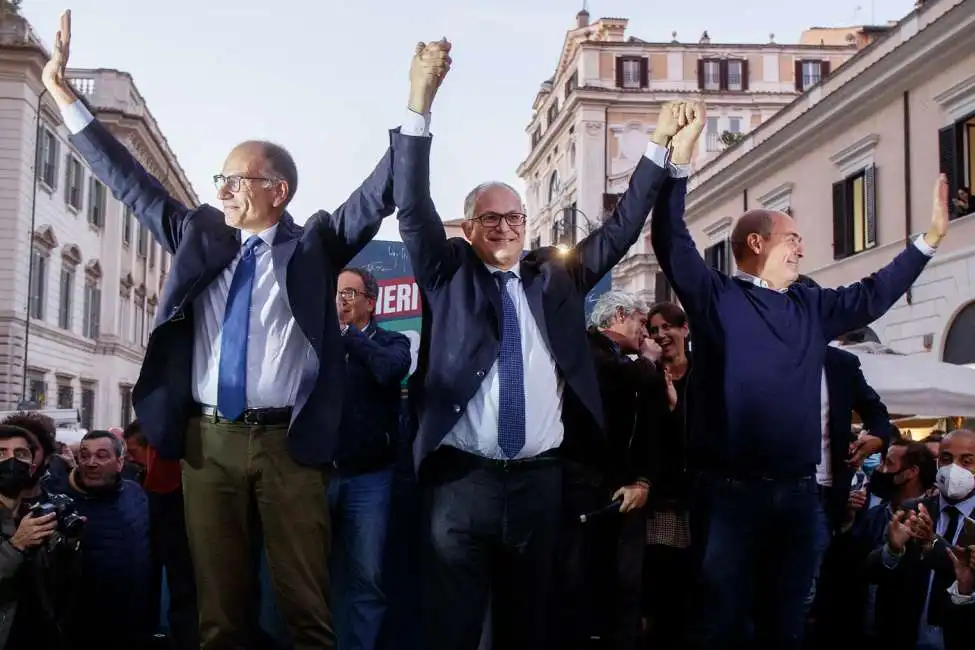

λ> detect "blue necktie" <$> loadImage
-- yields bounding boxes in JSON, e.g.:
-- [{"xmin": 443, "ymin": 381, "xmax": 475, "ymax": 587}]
[
  {"xmin": 494, "ymin": 271, "xmax": 526, "ymax": 458},
  {"xmin": 217, "ymin": 236, "xmax": 264, "ymax": 420}
]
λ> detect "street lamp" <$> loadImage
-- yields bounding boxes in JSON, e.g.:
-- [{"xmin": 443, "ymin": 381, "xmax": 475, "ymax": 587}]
[{"xmin": 554, "ymin": 204, "xmax": 598, "ymax": 250}]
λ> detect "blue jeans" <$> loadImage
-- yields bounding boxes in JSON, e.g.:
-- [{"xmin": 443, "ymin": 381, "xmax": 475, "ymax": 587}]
[
  {"xmin": 328, "ymin": 467, "xmax": 394, "ymax": 650},
  {"xmin": 684, "ymin": 473, "xmax": 823, "ymax": 650}
]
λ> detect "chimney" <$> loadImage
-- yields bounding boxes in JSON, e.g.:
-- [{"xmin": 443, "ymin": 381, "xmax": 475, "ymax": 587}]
[{"xmin": 576, "ymin": 8, "xmax": 590, "ymax": 28}]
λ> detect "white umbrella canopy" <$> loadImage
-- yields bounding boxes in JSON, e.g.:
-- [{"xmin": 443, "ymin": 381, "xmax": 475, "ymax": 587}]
[{"xmin": 838, "ymin": 342, "xmax": 975, "ymax": 417}]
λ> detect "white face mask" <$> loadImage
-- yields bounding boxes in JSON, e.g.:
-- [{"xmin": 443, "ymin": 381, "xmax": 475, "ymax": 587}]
[{"xmin": 935, "ymin": 463, "xmax": 975, "ymax": 501}]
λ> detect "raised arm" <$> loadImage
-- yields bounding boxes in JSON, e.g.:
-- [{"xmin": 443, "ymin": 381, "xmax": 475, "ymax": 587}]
[
  {"xmin": 566, "ymin": 102, "xmax": 683, "ymax": 293},
  {"xmin": 391, "ymin": 40, "xmax": 461, "ymax": 291},
  {"xmin": 817, "ymin": 175, "xmax": 949, "ymax": 340},
  {"xmin": 648, "ymin": 103, "xmax": 725, "ymax": 316},
  {"xmin": 42, "ymin": 11, "xmax": 190, "ymax": 254}
]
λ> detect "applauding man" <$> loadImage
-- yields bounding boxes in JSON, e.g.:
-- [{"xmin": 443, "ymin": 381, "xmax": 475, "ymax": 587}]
[
  {"xmin": 40, "ymin": 10, "xmax": 449, "ymax": 650},
  {"xmin": 650, "ymin": 101, "xmax": 949, "ymax": 649}
]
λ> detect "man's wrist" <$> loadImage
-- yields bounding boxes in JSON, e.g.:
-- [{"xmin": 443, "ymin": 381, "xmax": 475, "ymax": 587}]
[
  {"xmin": 649, "ymin": 132, "xmax": 671, "ymax": 147},
  {"xmin": 671, "ymin": 145, "xmax": 694, "ymax": 166},
  {"xmin": 922, "ymin": 230, "xmax": 944, "ymax": 248},
  {"xmin": 408, "ymin": 88, "xmax": 433, "ymax": 115},
  {"xmin": 48, "ymin": 81, "xmax": 78, "ymax": 109}
]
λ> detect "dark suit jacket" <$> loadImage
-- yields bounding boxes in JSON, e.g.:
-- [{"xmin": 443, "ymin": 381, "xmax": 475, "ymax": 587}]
[
  {"xmin": 823, "ymin": 346, "xmax": 896, "ymax": 531},
  {"xmin": 391, "ymin": 143, "xmax": 668, "ymax": 471},
  {"xmin": 69, "ymin": 119, "xmax": 427, "ymax": 465},
  {"xmin": 334, "ymin": 322, "xmax": 411, "ymax": 468}
]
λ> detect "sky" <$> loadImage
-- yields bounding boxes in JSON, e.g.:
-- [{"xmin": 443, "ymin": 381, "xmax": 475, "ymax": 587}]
[{"xmin": 21, "ymin": 0, "xmax": 917, "ymax": 242}]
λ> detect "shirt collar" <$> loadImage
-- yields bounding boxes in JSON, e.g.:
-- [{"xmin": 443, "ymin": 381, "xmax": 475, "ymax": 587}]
[
  {"xmin": 241, "ymin": 223, "xmax": 278, "ymax": 249},
  {"xmin": 939, "ymin": 490, "xmax": 975, "ymax": 518},
  {"xmin": 734, "ymin": 270, "xmax": 787, "ymax": 294},
  {"xmin": 483, "ymin": 262, "xmax": 521, "ymax": 278}
]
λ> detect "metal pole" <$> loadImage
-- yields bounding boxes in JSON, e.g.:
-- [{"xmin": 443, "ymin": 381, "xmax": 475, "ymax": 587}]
[{"xmin": 23, "ymin": 87, "xmax": 47, "ymax": 402}]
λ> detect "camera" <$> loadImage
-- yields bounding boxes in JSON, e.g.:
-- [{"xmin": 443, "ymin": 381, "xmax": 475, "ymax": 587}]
[{"xmin": 29, "ymin": 492, "xmax": 85, "ymax": 538}]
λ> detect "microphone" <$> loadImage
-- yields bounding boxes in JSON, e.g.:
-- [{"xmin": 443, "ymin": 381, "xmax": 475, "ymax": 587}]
[{"xmin": 579, "ymin": 498, "xmax": 623, "ymax": 523}]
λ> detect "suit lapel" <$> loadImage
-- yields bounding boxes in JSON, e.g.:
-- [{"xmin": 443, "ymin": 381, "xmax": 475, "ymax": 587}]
[
  {"xmin": 271, "ymin": 213, "xmax": 300, "ymax": 290},
  {"xmin": 520, "ymin": 261, "xmax": 553, "ymax": 352},
  {"xmin": 189, "ymin": 226, "xmax": 239, "ymax": 303}
]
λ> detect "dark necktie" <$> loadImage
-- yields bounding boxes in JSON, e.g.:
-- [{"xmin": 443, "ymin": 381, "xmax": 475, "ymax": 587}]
[
  {"xmin": 217, "ymin": 236, "xmax": 264, "ymax": 420},
  {"xmin": 927, "ymin": 504, "xmax": 960, "ymax": 627},
  {"xmin": 494, "ymin": 271, "xmax": 525, "ymax": 458}
]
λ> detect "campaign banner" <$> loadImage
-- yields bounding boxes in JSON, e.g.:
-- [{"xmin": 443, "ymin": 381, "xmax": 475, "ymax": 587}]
[{"xmin": 349, "ymin": 240, "xmax": 611, "ymax": 375}]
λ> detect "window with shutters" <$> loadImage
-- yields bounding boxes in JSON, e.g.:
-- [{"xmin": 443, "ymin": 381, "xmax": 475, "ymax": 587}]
[
  {"xmin": 795, "ymin": 60, "xmax": 830, "ymax": 92},
  {"xmin": 548, "ymin": 171, "xmax": 560, "ymax": 204},
  {"xmin": 56, "ymin": 379, "xmax": 74, "ymax": 410},
  {"xmin": 831, "ymin": 165, "xmax": 878, "ymax": 260},
  {"xmin": 564, "ymin": 71, "xmax": 578, "ymax": 97},
  {"xmin": 27, "ymin": 371, "xmax": 46, "ymax": 407},
  {"xmin": 80, "ymin": 382, "xmax": 96, "ymax": 430},
  {"xmin": 82, "ymin": 273, "xmax": 102, "ymax": 339},
  {"xmin": 36, "ymin": 127, "xmax": 59, "ymax": 190},
  {"xmin": 64, "ymin": 156, "xmax": 84, "ymax": 210},
  {"xmin": 615, "ymin": 56, "xmax": 648, "ymax": 89},
  {"xmin": 29, "ymin": 248, "xmax": 48, "ymax": 320},
  {"xmin": 531, "ymin": 128, "xmax": 541, "ymax": 149},
  {"xmin": 122, "ymin": 207, "xmax": 133, "ymax": 246},
  {"xmin": 119, "ymin": 385, "xmax": 133, "ymax": 426},
  {"xmin": 559, "ymin": 204, "xmax": 578, "ymax": 247},
  {"xmin": 58, "ymin": 266, "xmax": 75, "ymax": 330},
  {"xmin": 87, "ymin": 178, "xmax": 107, "ymax": 227},
  {"xmin": 547, "ymin": 99, "xmax": 559, "ymax": 127},
  {"xmin": 703, "ymin": 240, "xmax": 731, "ymax": 274},
  {"xmin": 697, "ymin": 59, "xmax": 749, "ymax": 92},
  {"xmin": 937, "ymin": 113, "xmax": 975, "ymax": 220},
  {"xmin": 137, "ymin": 223, "xmax": 148, "ymax": 257},
  {"xmin": 706, "ymin": 116, "xmax": 721, "ymax": 152}
]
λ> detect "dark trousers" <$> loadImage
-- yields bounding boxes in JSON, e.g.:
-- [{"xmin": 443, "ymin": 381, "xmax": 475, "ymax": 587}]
[
  {"xmin": 643, "ymin": 543, "xmax": 692, "ymax": 650},
  {"xmin": 557, "ymin": 465, "xmax": 645, "ymax": 650},
  {"xmin": 683, "ymin": 473, "xmax": 822, "ymax": 650},
  {"xmin": 148, "ymin": 488, "xmax": 199, "ymax": 650},
  {"xmin": 420, "ymin": 448, "xmax": 562, "ymax": 650},
  {"xmin": 181, "ymin": 418, "xmax": 332, "ymax": 650}
]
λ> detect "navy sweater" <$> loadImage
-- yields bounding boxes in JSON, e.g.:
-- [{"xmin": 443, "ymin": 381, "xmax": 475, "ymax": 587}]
[{"xmin": 650, "ymin": 177, "xmax": 932, "ymax": 477}]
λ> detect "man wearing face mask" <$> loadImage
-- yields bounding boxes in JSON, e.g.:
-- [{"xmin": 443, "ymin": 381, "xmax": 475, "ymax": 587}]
[
  {"xmin": 868, "ymin": 429, "xmax": 975, "ymax": 649},
  {"xmin": 0, "ymin": 425, "xmax": 80, "ymax": 649}
]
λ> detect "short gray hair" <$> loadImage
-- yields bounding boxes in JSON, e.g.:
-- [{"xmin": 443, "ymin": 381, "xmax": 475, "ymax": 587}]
[
  {"xmin": 589, "ymin": 290, "xmax": 650, "ymax": 328},
  {"xmin": 463, "ymin": 181, "xmax": 523, "ymax": 221}
]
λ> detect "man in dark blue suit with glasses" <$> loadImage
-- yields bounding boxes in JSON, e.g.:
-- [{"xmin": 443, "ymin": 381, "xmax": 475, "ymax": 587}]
[
  {"xmin": 40, "ymin": 12, "xmax": 451, "ymax": 649},
  {"xmin": 394, "ymin": 61, "xmax": 687, "ymax": 646}
]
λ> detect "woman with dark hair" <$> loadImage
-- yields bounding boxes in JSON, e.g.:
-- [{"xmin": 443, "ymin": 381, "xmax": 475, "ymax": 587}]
[{"xmin": 643, "ymin": 301, "xmax": 693, "ymax": 650}]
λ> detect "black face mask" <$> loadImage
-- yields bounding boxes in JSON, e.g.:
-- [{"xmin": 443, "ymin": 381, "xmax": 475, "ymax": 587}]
[
  {"xmin": 0, "ymin": 457, "xmax": 33, "ymax": 499},
  {"xmin": 869, "ymin": 468, "xmax": 907, "ymax": 501}
]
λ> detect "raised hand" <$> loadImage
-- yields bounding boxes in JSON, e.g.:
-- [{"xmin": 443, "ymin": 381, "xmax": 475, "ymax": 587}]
[
  {"xmin": 670, "ymin": 102, "xmax": 706, "ymax": 165},
  {"xmin": 947, "ymin": 545, "xmax": 975, "ymax": 596},
  {"xmin": 408, "ymin": 39, "xmax": 452, "ymax": 115},
  {"xmin": 41, "ymin": 10, "xmax": 77, "ymax": 107},
  {"xmin": 924, "ymin": 173, "xmax": 949, "ymax": 247},
  {"xmin": 887, "ymin": 509, "xmax": 913, "ymax": 554},
  {"xmin": 650, "ymin": 101, "xmax": 683, "ymax": 146}
]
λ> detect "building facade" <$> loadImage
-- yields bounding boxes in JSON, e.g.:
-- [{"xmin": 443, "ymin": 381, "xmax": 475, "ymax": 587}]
[
  {"xmin": 666, "ymin": 0, "xmax": 975, "ymax": 362},
  {"xmin": 0, "ymin": 14, "xmax": 197, "ymax": 428},
  {"xmin": 515, "ymin": 10, "xmax": 869, "ymax": 291}
]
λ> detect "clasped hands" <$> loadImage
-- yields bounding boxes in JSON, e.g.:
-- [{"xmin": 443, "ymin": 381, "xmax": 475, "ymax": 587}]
[
  {"xmin": 888, "ymin": 503, "xmax": 975, "ymax": 593},
  {"xmin": 651, "ymin": 101, "xmax": 707, "ymax": 166},
  {"xmin": 409, "ymin": 39, "xmax": 452, "ymax": 115}
]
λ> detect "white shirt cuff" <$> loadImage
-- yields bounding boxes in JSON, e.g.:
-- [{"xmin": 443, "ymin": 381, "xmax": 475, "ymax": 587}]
[
  {"xmin": 61, "ymin": 100, "xmax": 95, "ymax": 135},
  {"xmin": 643, "ymin": 141, "xmax": 669, "ymax": 169},
  {"xmin": 948, "ymin": 580, "xmax": 975, "ymax": 605},
  {"xmin": 401, "ymin": 110, "xmax": 430, "ymax": 137},
  {"xmin": 669, "ymin": 163, "xmax": 691, "ymax": 179},
  {"xmin": 912, "ymin": 234, "xmax": 937, "ymax": 257}
]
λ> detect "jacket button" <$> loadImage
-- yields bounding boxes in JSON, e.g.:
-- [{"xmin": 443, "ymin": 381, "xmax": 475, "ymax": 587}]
[
  {"xmin": 475, "ymin": 369, "xmax": 485, "ymax": 377},
  {"xmin": 452, "ymin": 404, "xmax": 462, "ymax": 413}
]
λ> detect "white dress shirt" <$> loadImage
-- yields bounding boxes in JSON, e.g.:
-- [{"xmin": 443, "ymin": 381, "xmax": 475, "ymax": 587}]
[
  {"xmin": 441, "ymin": 141, "xmax": 670, "ymax": 460},
  {"xmin": 60, "ymin": 101, "xmax": 431, "ymax": 409}
]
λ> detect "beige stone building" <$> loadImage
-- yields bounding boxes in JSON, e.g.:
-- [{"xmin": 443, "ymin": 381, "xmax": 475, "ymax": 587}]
[
  {"xmin": 515, "ymin": 9, "xmax": 880, "ymax": 292},
  {"xmin": 664, "ymin": 0, "xmax": 975, "ymax": 361},
  {"xmin": 0, "ymin": 14, "xmax": 196, "ymax": 427}
]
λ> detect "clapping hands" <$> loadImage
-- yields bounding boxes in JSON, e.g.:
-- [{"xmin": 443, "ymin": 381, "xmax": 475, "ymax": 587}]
[{"xmin": 409, "ymin": 39, "xmax": 452, "ymax": 115}]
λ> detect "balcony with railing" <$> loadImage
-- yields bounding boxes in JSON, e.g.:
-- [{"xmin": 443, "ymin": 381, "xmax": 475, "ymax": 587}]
[{"xmin": 67, "ymin": 69, "xmax": 146, "ymax": 118}]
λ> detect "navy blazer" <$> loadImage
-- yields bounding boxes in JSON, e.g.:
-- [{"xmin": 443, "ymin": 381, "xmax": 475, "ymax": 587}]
[
  {"xmin": 69, "ymin": 119, "xmax": 429, "ymax": 466},
  {"xmin": 823, "ymin": 345, "xmax": 896, "ymax": 531},
  {"xmin": 392, "ymin": 142, "xmax": 669, "ymax": 471}
]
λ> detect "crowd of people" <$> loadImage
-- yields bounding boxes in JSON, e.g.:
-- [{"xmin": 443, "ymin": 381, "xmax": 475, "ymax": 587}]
[{"xmin": 0, "ymin": 10, "xmax": 973, "ymax": 650}]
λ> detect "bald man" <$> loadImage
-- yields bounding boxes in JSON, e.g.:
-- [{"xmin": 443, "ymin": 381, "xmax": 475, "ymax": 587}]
[{"xmin": 647, "ymin": 102, "xmax": 950, "ymax": 650}]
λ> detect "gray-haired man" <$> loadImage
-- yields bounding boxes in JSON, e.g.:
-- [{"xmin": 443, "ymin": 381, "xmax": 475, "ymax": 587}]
[{"xmin": 557, "ymin": 290, "xmax": 670, "ymax": 650}]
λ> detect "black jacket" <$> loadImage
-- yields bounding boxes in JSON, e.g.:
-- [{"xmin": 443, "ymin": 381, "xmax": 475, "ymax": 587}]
[
  {"xmin": 334, "ymin": 321, "xmax": 411, "ymax": 472},
  {"xmin": 562, "ymin": 328, "xmax": 669, "ymax": 488}
]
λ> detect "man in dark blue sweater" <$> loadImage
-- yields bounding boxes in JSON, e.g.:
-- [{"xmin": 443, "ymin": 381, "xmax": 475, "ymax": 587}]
[{"xmin": 649, "ymin": 102, "xmax": 950, "ymax": 650}]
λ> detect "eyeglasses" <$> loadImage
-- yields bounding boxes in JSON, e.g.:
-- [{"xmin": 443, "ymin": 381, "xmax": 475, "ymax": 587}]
[
  {"xmin": 213, "ymin": 175, "xmax": 279, "ymax": 192},
  {"xmin": 338, "ymin": 288, "xmax": 371, "ymax": 301},
  {"xmin": 471, "ymin": 212, "xmax": 527, "ymax": 228}
]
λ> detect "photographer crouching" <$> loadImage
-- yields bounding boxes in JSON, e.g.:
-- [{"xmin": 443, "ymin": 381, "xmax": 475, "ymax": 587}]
[{"xmin": 0, "ymin": 424, "xmax": 83, "ymax": 650}]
